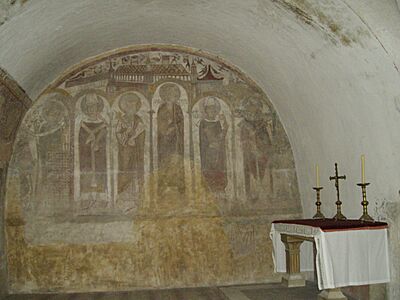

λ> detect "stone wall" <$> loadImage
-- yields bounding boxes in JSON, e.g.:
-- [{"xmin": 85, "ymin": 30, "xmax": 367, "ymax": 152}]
[{"xmin": 5, "ymin": 46, "xmax": 302, "ymax": 293}]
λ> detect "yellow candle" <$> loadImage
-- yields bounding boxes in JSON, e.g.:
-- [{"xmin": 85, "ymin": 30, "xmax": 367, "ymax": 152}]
[
  {"xmin": 361, "ymin": 154, "xmax": 365, "ymax": 183},
  {"xmin": 316, "ymin": 164, "xmax": 320, "ymax": 187}
]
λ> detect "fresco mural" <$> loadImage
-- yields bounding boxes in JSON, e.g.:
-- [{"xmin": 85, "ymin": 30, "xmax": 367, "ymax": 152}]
[{"xmin": 5, "ymin": 46, "xmax": 302, "ymax": 293}]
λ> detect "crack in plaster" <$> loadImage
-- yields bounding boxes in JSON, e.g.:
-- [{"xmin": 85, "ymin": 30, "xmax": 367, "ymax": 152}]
[
  {"xmin": 272, "ymin": 0, "xmax": 400, "ymax": 76},
  {"xmin": 341, "ymin": 0, "xmax": 400, "ymax": 76},
  {"xmin": 271, "ymin": 0, "xmax": 370, "ymax": 47}
]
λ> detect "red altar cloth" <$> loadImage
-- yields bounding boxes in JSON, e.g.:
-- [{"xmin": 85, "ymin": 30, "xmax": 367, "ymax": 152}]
[{"xmin": 272, "ymin": 218, "xmax": 388, "ymax": 232}]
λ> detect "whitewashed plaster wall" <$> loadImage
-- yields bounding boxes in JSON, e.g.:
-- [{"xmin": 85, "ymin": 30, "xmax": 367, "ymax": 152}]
[{"xmin": 1, "ymin": 0, "xmax": 400, "ymax": 298}]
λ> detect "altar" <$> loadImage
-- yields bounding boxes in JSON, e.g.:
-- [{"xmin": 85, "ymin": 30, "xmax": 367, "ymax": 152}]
[{"xmin": 270, "ymin": 218, "xmax": 390, "ymax": 299}]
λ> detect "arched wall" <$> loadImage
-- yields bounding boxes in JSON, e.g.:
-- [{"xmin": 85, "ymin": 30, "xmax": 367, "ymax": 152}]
[
  {"xmin": 1, "ymin": 0, "xmax": 400, "ymax": 297},
  {"xmin": 4, "ymin": 46, "xmax": 302, "ymax": 293}
]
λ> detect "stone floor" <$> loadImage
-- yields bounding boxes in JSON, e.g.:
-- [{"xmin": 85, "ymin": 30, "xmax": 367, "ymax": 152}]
[
  {"xmin": 4, "ymin": 287, "xmax": 227, "ymax": 300},
  {"xmin": 3, "ymin": 282, "xmax": 356, "ymax": 300}
]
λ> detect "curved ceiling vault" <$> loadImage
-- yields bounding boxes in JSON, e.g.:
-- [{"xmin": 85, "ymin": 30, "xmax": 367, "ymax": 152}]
[{"xmin": 1, "ymin": 0, "xmax": 400, "ymax": 221}]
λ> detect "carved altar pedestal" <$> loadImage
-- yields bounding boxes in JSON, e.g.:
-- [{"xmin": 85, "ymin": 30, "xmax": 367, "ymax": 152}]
[
  {"xmin": 280, "ymin": 233, "xmax": 347, "ymax": 299},
  {"xmin": 280, "ymin": 234, "xmax": 306, "ymax": 287},
  {"xmin": 318, "ymin": 288, "xmax": 347, "ymax": 300}
]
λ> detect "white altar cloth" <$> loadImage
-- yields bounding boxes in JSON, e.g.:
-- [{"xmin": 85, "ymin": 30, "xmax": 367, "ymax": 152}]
[{"xmin": 270, "ymin": 222, "xmax": 390, "ymax": 290}]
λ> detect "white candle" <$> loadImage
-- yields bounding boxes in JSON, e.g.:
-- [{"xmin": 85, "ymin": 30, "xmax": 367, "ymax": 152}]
[
  {"xmin": 361, "ymin": 154, "xmax": 365, "ymax": 183},
  {"xmin": 316, "ymin": 164, "xmax": 320, "ymax": 187}
]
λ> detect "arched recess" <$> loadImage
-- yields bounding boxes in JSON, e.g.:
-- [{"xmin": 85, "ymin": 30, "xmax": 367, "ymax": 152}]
[
  {"xmin": 151, "ymin": 82, "xmax": 191, "ymax": 203},
  {"xmin": 112, "ymin": 91, "xmax": 151, "ymax": 210},
  {"xmin": 192, "ymin": 96, "xmax": 234, "ymax": 206},
  {"xmin": 74, "ymin": 91, "xmax": 112, "ymax": 213},
  {"xmin": 4, "ymin": 45, "xmax": 302, "ymax": 293}
]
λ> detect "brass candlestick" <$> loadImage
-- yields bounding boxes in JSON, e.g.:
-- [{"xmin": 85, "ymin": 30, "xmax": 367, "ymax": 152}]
[
  {"xmin": 312, "ymin": 186, "xmax": 325, "ymax": 219},
  {"xmin": 329, "ymin": 163, "xmax": 347, "ymax": 220},
  {"xmin": 357, "ymin": 182, "xmax": 374, "ymax": 222}
]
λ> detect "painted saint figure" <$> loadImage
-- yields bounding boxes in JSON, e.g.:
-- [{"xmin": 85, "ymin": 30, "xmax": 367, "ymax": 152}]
[
  {"xmin": 115, "ymin": 93, "xmax": 145, "ymax": 196},
  {"xmin": 239, "ymin": 97, "xmax": 273, "ymax": 201},
  {"xmin": 199, "ymin": 97, "xmax": 228, "ymax": 192},
  {"xmin": 22, "ymin": 97, "xmax": 70, "ymax": 215},
  {"xmin": 78, "ymin": 94, "xmax": 108, "ymax": 206},
  {"xmin": 157, "ymin": 83, "xmax": 185, "ymax": 194}
]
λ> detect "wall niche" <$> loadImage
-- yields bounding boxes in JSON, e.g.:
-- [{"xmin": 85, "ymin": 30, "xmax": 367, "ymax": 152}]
[{"xmin": 5, "ymin": 45, "xmax": 302, "ymax": 293}]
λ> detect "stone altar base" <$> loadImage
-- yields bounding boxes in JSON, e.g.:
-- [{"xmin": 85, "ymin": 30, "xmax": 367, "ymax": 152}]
[
  {"xmin": 282, "ymin": 273, "xmax": 306, "ymax": 288},
  {"xmin": 318, "ymin": 288, "xmax": 348, "ymax": 300}
]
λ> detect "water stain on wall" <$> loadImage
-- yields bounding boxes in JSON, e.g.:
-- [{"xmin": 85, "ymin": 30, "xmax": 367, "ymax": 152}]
[
  {"xmin": 272, "ymin": 0, "xmax": 370, "ymax": 47},
  {"xmin": 5, "ymin": 46, "xmax": 302, "ymax": 293}
]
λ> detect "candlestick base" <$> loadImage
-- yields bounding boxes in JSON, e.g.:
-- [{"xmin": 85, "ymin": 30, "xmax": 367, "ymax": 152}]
[
  {"xmin": 333, "ymin": 211, "xmax": 347, "ymax": 220},
  {"xmin": 359, "ymin": 213, "xmax": 374, "ymax": 222},
  {"xmin": 313, "ymin": 211, "xmax": 325, "ymax": 219}
]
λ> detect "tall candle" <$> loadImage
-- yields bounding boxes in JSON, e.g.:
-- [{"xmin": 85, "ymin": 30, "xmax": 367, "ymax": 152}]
[
  {"xmin": 361, "ymin": 154, "xmax": 365, "ymax": 183},
  {"xmin": 316, "ymin": 164, "xmax": 320, "ymax": 187}
]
